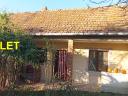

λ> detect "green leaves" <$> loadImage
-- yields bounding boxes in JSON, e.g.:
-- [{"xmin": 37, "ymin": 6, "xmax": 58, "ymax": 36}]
[
  {"xmin": 0, "ymin": 12, "xmax": 42, "ymax": 65},
  {"xmin": 0, "ymin": 12, "xmax": 47, "ymax": 88}
]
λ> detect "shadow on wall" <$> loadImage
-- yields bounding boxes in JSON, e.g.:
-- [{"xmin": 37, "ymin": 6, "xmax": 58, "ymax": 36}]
[
  {"xmin": 72, "ymin": 49, "xmax": 101, "ymax": 91},
  {"xmin": 109, "ymin": 51, "xmax": 128, "ymax": 71},
  {"xmin": 73, "ymin": 53, "xmax": 88, "ymax": 83},
  {"xmin": 101, "ymin": 72, "xmax": 128, "ymax": 94},
  {"xmin": 72, "ymin": 49, "xmax": 128, "ymax": 93}
]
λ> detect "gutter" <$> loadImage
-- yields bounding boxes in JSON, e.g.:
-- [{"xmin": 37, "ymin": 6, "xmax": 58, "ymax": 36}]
[
  {"xmin": 31, "ymin": 31, "xmax": 128, "ymax": 39},
  {"xmin": 31, "ymin": 32, "xmax": 128, "ymax": 36}
]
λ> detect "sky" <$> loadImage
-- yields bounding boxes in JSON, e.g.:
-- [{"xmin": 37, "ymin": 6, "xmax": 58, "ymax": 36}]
[{"xmin": 0, "ymin": 0, "xmax": 119, "ymax": 13}]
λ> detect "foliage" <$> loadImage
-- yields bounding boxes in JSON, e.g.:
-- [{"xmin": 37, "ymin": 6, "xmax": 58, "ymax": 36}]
[
  {"xmin": 0, "ymin": 90, "xmax": 126, "ymax": 96},
  {"xmin": 88, "ymin": 0, "xmax": 128, "ymax": 5},
  {"xmin": 0, "ymin": 12, "xmax": 43, "ymax": 88},
  {"xmin": 85, "ymin": 0, "xmax": 128, "ymax": 8}
]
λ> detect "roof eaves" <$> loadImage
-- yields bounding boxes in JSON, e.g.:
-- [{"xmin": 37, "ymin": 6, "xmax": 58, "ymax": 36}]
[{"xmin": 30, "ymin": 31, "xmax": 128, "ymax": 36}]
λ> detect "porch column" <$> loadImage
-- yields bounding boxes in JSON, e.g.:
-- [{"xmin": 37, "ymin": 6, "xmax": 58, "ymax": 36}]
[
  {"xmin": 67, "ymin": 39, "xmax": 74, "ymax": 82},
  {"xmin": 41, "ymin": 50, "xmax": 53, "ymax": 83},
  {"xmin": 45, "ymin": 50, "xmax": 53, "ymax": 83}
]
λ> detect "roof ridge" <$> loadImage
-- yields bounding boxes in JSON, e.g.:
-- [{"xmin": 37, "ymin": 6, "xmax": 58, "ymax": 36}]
[
  {"xmin": 10, "ymin": 5, "xmax": 128, "ymax": 34},
  {"xmin": 11, "ymin": 5, "xmax": 128, "ymax": 14}
]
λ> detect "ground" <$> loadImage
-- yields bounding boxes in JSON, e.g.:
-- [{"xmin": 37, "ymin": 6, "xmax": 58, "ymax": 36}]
[
  {"xmin": 0, "ymin": 83, "xmax": 127, "ymax": 96},
  {"xmin": 0, "ymin": 90, "xmax": 127, "ymax": 96}
]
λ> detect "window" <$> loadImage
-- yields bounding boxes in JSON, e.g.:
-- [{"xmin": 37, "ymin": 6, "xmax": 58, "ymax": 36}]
[{"xmin": 88, "ymin": 50, "xmax": 108, "ymax": 72}]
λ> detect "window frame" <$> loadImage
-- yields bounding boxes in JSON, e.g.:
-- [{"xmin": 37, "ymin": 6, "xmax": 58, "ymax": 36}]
[{"xmin": 88, "ymin": 49, "xmax": 108, "ymax": 72}]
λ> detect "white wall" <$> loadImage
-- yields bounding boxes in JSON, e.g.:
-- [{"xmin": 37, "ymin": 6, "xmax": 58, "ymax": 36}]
[
  {"xmin": 72, "ymin": 49, "xmax": 128, "ymax": 94},
  {"xmin": 101, "ymin": 50, "xmax": 128, "ymax": 94},
  {"xmin": 101, "ymin": 72, "xmax": 128, "ymax": 94},
  {"xmin": 108, "ymin": 50, "xmax": 128, "ymax": 73},
  {"xmin": 72, "ymin": 49, "xmax": 101, "ymax": 91},
  {"xmin": 72, "ymin": 49, "xmax": 89, "ymax": 84}
]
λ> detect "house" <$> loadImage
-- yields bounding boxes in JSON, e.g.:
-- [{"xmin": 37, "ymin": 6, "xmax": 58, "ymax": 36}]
[{"xmin": 10, "ymin": 5, "xmax": 128, "ymax": 94}]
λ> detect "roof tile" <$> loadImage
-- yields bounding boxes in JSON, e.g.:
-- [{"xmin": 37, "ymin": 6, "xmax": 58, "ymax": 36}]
[{"xmin": 10, "ymin": 5, "xmax": 128, "ymax": 34}]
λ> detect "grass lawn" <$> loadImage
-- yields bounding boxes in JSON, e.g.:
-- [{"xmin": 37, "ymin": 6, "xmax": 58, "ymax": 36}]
[{"xmin": 0, "ymin": 90, "xmax": 127, "ymax": 96}]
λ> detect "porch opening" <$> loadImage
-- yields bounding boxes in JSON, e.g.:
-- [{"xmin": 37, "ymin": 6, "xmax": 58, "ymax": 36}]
[{"xmin": 54, "ymin": 50, "xmax": 68, "ymax": 81}]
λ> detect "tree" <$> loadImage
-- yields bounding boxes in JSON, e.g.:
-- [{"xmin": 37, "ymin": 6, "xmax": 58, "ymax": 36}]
[
  {"xmin": 88, "ymin": 0, "xmax": 128, "ymax": 7},
  {"xmin": 0, "ymin": 12, "xmax": 43, "ymax": 88},
  {"xmin": 88, "ymin": 0, "xmax": 128, "ymax": 5}
]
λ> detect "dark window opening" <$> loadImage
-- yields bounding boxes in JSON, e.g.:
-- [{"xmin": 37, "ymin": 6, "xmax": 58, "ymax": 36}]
[{"xmin": 88, "ymin": 50, "xmax": 108, "ymax": 72}]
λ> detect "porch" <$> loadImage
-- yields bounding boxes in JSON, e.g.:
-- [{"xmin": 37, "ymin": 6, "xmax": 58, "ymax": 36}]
[{"xmin": 34, "ymin": 38, "xmax": 128, "ymax": 94}]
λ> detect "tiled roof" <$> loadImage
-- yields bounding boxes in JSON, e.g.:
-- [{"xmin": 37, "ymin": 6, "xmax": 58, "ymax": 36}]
[{"xmin": 10, "ymin": 6, "xmax": 128, "ymax": 34}]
